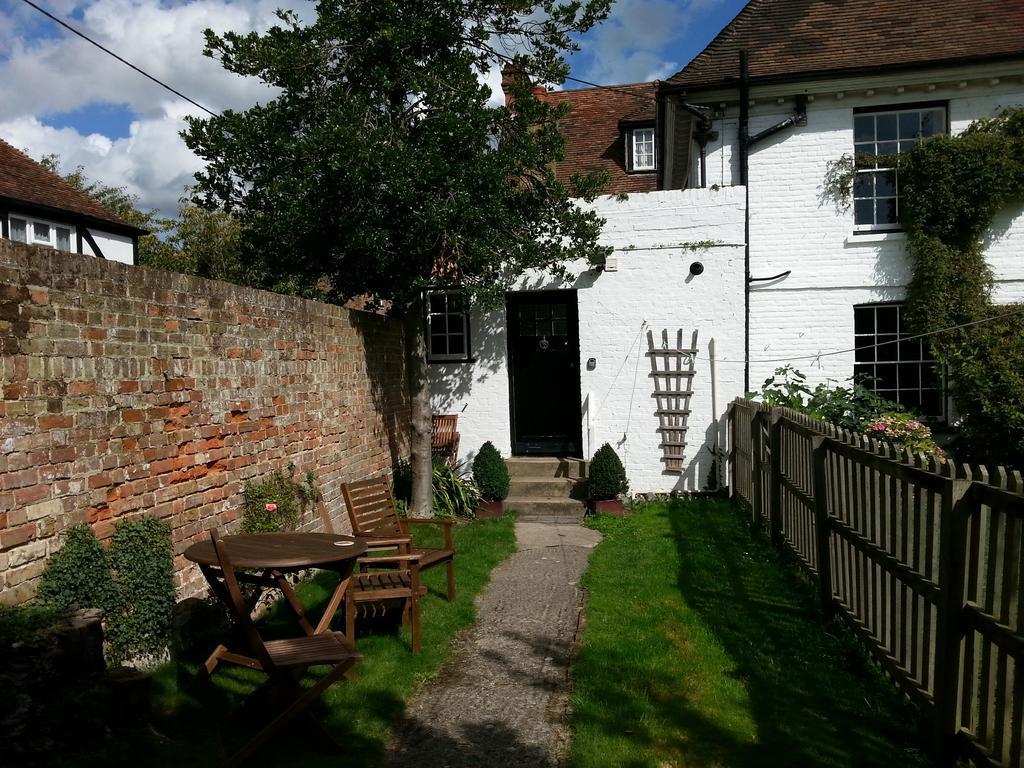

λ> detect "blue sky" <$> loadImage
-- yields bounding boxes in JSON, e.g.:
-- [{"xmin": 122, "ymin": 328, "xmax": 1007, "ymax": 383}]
[{"xmin": 0, "ymin": 0, "xmax": 746, "ymax": 213}]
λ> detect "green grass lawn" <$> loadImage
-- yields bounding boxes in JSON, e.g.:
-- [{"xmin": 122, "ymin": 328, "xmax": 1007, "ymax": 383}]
[
  {"xmin": 569, "ymin": 499, "xmax": 930, "ymax": 768},
  {"xmin": 63, "ymin": 516, "xmax": 516, "ymax": 768}
]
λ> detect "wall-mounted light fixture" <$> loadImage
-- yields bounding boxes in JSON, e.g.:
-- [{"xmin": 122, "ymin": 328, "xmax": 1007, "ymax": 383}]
[{"xmin": 689, "ymin": 261, "xmax": 705, "ymax": 276}]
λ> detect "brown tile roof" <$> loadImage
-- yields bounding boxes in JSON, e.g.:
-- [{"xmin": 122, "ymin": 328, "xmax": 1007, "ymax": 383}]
[
  {"xmin": 544, "ymin": 83, "xmax": 658, "ymax": 195},
  {"xmin": 667, "ymin": 0, "xmax": 1024, "ymax": 90},
  {"xmin": 0, "ymin": 139, "xmax": 144, "ymax": 232}
]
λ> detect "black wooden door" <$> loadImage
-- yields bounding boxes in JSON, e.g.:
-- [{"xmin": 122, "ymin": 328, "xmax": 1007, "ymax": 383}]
[{"xmin": 507, "ymin": 290, "xmax": 582, "ymax": 457}]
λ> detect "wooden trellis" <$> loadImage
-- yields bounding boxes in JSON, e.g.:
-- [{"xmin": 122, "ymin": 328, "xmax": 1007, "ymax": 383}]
[{"xmin": 647, "ymin": 329, "xmax": 698, "ymax": 474}]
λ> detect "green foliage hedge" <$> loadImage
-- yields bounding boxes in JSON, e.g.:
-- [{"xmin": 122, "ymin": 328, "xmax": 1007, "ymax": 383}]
[
  {"xmin": 471, "ymin": 441, "xmax": 510, "ymax": 502},
  {"xmin": 36, "ymin": 519, "xmax": 177, "ymax": 665},
  {"xmin": 899, "ymin": 108, "xmax": 1024, "ymax": 467},
  {"xmin": 105, "ymin": 518, "xmax": 176, "ymax": 664},
  {"xmin": 588, "ymin": 443, "xmax": 629, "ymax": 501},
  {"xmin": 37, "ymin": 525, "xmax": 117, "ymax": 613}
]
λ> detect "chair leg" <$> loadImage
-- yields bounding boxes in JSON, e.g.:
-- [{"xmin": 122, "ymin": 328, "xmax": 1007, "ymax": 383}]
[
  {"xmin": 226, "ymin": 660, "xmax": 354, "ymax": 767},
  {"xmin": 411, "ymin": 594, "xmax": 421, "ymax": 654},
  {"xmin": 446, "ymin": 560, "xmax": 456, "ymax": 602},
  {"xmin": 345, "ymin": 595, "xmax": 357, "ymax": 649}
]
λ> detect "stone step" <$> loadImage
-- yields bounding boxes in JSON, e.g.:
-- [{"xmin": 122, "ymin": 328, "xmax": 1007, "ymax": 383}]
[
  {"xmin": 508, "ymin": 477, "xmax": 578, "ymax": 498},
  {"xmin": 505, "ymin": 457, "xmax": 588, "ymax": 480},
  {"xmin": 504, "ymin": 497, "xmax": 587, "ymax": 523}
]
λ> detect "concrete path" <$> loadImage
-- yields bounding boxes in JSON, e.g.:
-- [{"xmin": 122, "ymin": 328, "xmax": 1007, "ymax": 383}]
[{"xmin": 388, "ymin": 521, "xmax": 602, "ymax": 768}]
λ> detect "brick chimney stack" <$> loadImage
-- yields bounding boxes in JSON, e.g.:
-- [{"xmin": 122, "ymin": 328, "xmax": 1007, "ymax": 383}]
[{"xmin": 500, "ymin": 63, "xmax": 547, "ymax": 107}]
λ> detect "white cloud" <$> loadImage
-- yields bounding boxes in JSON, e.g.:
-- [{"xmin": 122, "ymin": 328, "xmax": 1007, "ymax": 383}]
[
  {"xmin": 0, "ymin": 0, "xmax": 301, "ymax": 214},
  {"xmin": 574, "ymin": 0, "xmax": 726, "ymax": 85}
]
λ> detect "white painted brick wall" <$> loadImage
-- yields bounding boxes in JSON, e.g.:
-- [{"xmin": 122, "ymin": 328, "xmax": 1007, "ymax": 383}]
[
  {"xmin": 431, "ymin": 78, "xmax": 1024, "ymax": 494},
  {"xmin": 430, "ymin": 187, "xmax": 746, "ymax": 493},
  {"xmin": 701, "ymin": 81, "xmax": 1024, "ymax": 390}
]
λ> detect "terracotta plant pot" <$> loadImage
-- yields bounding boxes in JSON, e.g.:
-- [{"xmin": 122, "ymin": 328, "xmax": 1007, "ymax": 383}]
[
  {"xmin": 475, "ymin": 499, "xmax": 504, "ymax": 518},
  {"xmin": 592, "ymin": 499, "xmax": 626, "ymax": 516}
]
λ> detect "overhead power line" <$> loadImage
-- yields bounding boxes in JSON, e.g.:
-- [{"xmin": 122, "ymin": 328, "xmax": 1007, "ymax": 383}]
[{"xmin": 19, "ymin": 0, "xmax": 220, "ymax": 117}]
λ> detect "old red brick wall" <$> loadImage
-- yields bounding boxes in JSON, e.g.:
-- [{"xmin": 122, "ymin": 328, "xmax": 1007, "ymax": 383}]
[{"xmin": 0, "ymin": 240, "xmax": 410, "ymax": 605}]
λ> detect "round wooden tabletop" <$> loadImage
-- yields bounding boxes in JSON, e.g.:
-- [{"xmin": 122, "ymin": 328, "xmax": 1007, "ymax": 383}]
[{"xmin": 184, "ymin": 533, "xmax": 368, "ymax": 570}]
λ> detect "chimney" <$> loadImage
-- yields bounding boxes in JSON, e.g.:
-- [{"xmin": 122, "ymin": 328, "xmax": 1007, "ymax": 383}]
[{"xmin": 500, "ymin": 63, "xmax": 546, "ymax": 107}]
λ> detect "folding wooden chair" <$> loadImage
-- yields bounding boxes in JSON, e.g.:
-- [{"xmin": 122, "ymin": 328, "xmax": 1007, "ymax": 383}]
[
  {"xmin": 341, "ymin": 475, "xmax": 458, "ymax": 601},
  {"xmin": 207, "ymin": 530, "xmax": 361, "ymax": 766}
]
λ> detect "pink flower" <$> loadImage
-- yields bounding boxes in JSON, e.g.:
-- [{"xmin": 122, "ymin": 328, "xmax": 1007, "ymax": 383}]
[{"xmin": 265, "ymin": 503, "xmax": 278, "ymax": 512}]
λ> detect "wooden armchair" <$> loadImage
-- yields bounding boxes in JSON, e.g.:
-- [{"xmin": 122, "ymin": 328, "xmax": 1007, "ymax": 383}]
[
  {"xmin": 341, "ymin": 476, "xmax": 457, "ymax": 602},
  {"xmin": 431, "ymin": 414, "xmax": 460, "ymax": 467}
]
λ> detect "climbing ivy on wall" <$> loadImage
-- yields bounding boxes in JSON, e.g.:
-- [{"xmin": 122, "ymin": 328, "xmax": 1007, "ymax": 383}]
[{"xmin": 824, "ymin": 107, "xmax": 1024, "ymax": 467}]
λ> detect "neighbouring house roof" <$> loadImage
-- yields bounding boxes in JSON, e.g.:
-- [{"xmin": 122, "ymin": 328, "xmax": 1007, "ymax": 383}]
[
  {"xmin": 666, "ymin": 0, "xmax": 1024, "ymax": 91},
  {"xmin": 0, "ymin": 139, "xmax": 146, "ymax": 234},
  {"xmin": 543, "ymin": 83, "xmax": 658, "ymax": 195}
]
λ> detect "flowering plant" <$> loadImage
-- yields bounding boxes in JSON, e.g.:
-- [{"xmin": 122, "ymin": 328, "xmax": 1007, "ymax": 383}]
[
  {"xmin": 265, "ymin": 502, "xmax": 278, "ymax": 512},
  {"xmin": 863, "ymin": 413, "xmax": 944, "ymax": 457}
]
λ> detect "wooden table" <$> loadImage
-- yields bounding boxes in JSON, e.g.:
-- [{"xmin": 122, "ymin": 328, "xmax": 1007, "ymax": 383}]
[{"xmin": 185, "ymin": 533, "xmax": 367, "ymax": 674}]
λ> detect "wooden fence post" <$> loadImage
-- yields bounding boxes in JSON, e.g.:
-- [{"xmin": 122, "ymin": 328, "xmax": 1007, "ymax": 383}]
[
  {"xmin": 768, "ymin": 412, "xmax": 783, "ymax": 546},
  {"xmin": 728, "ymin": 402, "xmax": 736, "ymax": 500},
  {"xmin": 812, "ymin": 435, "xmax": 834, "ymax": 620},
  {"xmin": 751, "ymin": 410, "xmax": 765, "ymax": 528},
  {"xmin": 932, "ymin": 478, "xmax": 974, "ymax": 766}
]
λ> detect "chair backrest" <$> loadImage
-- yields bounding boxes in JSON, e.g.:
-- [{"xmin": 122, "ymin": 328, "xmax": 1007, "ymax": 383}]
[
  {"xmin": 341, "ymin": 476, "xmax": 406, "ymax": 538},
  {"xmin": 209, "ymin": 529, "xmax": 275, "ymax": 671},
  {"xmin": 431, "ymin": 415, "xmax": 458, "ymax": 448},
  {"xmin": 431, "ymin": 415, "xmax": 460, "ymax": 465}
]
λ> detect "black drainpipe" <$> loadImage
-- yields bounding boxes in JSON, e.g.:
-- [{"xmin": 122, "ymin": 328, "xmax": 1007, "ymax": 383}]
[
  {"xmin": 739, "ymin": 50, "xmax": 751, "ymax": 391},
  {"xmin": 739, "ymin": 49, "xmax": 807, "ymax": 392}
]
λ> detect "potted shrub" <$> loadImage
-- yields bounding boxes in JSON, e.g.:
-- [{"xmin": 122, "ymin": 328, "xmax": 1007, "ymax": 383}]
[
  {"xmin": 587, "ymin": 443, "xmax": 629, "ymax": 515},
  {"xmin": 471, "ymin": 441, "xmax": 510, "ymax": 518}
]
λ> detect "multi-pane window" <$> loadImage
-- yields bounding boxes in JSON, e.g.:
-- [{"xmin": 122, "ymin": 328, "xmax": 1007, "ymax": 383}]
[
  {"xmin": 854, "ymin": 303, "xmax": 943, "ymax": 418},
  {"xmin": 518, "ymin": 302, "xmax": 568, "ymax": 338},
  {"xmin": 427, "ymin": 291, "xmax": 470, "ymax": 362},
  {"xmin": 629, "ymin": 127, "xmax": 656, "ymax": 171},
  {"xmin": 853, "ymin": 105, "xmax": 946, "ymax": 230},
  {"xmin": 8, "ymin": 215, "xmax": 73, "ymax": 252}
]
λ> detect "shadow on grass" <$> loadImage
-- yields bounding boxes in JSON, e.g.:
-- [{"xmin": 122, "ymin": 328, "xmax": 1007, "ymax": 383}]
[{"xmin": 569, "ymin": 499, "xmax": 930, "ymax": 768}]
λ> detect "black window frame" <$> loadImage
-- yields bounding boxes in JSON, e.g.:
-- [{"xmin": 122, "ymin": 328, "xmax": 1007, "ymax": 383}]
[
  {"xmin": 853, "ymin": 302, "xmax": 945, "ymax": 420},
  {"xmin": 851, "ymin": 101, "xmax": 948, "ymax": 233},
  {"xmin": 426, "ymin": 290, "xmax": 472, "ymax": 364}
]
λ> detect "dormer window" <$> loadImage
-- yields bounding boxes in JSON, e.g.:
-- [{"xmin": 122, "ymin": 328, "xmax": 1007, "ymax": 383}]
[{"xmin": 627, "ymin": 126, "xmax": 656, "ymax": 172}]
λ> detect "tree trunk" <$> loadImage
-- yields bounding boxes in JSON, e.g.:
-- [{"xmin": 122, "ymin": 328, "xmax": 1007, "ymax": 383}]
[{"xmin": 404, "ymin": 297, "xmax": 433, "ymax": 518}]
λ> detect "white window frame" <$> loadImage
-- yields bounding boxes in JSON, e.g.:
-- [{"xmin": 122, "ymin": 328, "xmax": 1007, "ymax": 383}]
[
  {"xmin": 8, "ymin": 214, "xmax": 74, "ymax": 252},
  {"xmin": 629, "ymin": 127, "xmax": 656, "ymax": 172},
  {"xmin": 426, "ymin": 290, "xmax": 471, "ymax": 363},
  {"xmin": 852, "ymin": 103, "xmax": 947, "ymax": 233}
]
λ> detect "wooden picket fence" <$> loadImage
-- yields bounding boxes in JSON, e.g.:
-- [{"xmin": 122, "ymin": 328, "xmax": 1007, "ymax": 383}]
[{"xmin": 728, "ymin": 398, "xmax": 1024, "ymax": 768}]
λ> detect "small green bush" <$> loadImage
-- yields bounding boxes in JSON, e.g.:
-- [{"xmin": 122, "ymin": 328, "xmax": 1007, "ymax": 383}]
[
  {"xmin": 36, "ymin": 525, "xmax": 117, "ymax": 613},
  {"xmin": 432, "ymin": 460, "xmax": 480, "ymax": 518},
  {"xmin": 242, "ymin": 463, "xmax": 314, "ymax": 533},
  {"xmin": 588, "ymin": 443, "xmax": 629, "ymax": 501},
  {"xmin": 472, "ymin": 441, "xmax": 510, "ymax": 502},
  {"xmin": 105, "ymin": 518, "xmax": 175, "ymax": 664}
]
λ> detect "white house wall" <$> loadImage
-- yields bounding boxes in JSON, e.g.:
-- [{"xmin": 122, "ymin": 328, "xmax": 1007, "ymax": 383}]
[
  {"xmin": 430, "ymin": 187, "xmax": 746, "ymax": 493},
  {"xmin": 87, "ymin": 228, "xmax": 135, "ymax": 264},
  {"xmin": 698, "ymin": 80, "xmax": 1024, "ymax": 391}
]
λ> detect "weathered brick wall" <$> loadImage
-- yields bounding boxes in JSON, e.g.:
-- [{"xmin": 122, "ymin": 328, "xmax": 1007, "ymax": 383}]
[{"xmin": 0, "ymin": 240, "xmax": 410, "ymax": 606}]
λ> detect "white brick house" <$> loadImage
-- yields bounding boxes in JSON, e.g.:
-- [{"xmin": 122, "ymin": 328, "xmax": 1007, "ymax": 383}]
[{"xmin": 430, "ymin": 0, "xmax": 1024, "ymax": 494}]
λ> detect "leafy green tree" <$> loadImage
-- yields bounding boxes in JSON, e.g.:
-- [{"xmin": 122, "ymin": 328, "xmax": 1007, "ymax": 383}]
[{"xmin": 183, "ymin": 0, "xmax": 614, "ymax": 515}]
